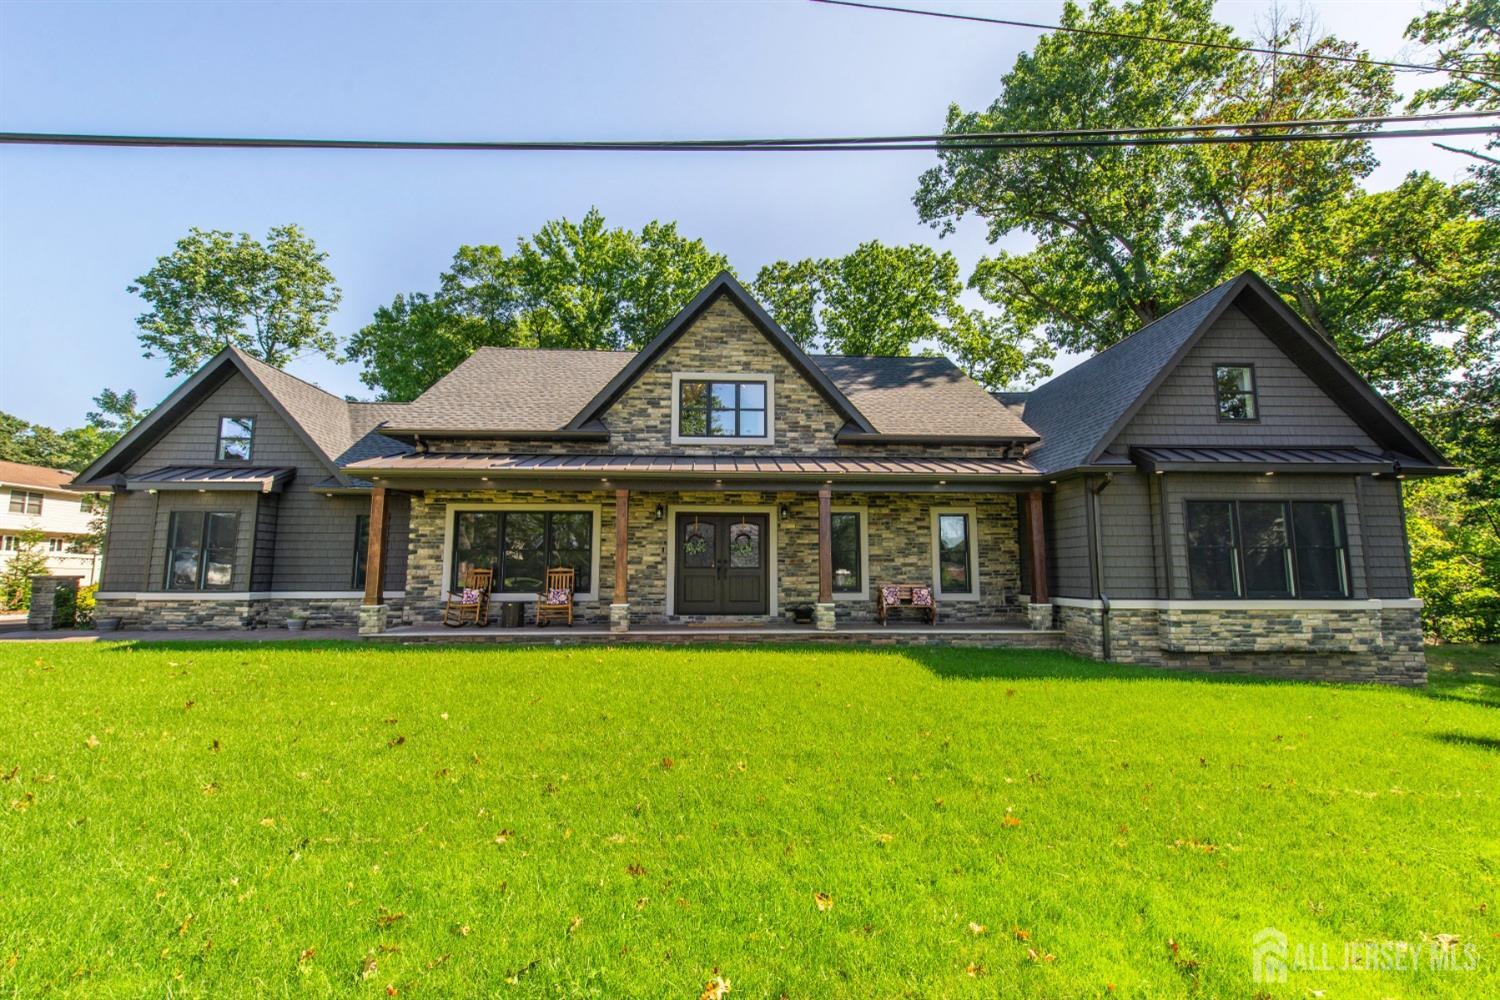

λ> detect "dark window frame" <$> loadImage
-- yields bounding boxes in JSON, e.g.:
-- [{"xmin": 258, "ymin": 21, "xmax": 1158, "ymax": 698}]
[
  {"xmin": 676, "ymin": 378, "xmax": 770, "ymax": 440},
  {"xmin": 1184, "ymin": 499, "xmax": 1352, "ymax": 600},
  {"xmin": 1213, "ymin": 363, "xmax": 1260, "ymax": 422},
  {"xmin": 216, "ymin": 415, "xmax": 257, "ymax": 462},
  {"xmin": 8, "ymin": 490, "xmax": 43, "ymax": 515},
  {"xmin": 450, "ymin": 509, "xmax": 595, "ymax": 595},
  {"xmin": 163, "ymin": 510, "xmax": 240, "ymax": 591},
  {"xmin": 352, "ymin": 514, "xmax": 370, "ymax": 590},
  {"xmin": 935, "ymin": 511, "xmax": 975, "ymax": 596},
  {"xmin": 830, "ymin": 510, "xmax": 862, "ymax": 594}
]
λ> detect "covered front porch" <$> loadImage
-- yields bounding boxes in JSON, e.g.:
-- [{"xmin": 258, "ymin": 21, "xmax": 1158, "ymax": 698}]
[{"xmin": 351, "ymin": 454, "xmax": 1056, "ymax": 636}]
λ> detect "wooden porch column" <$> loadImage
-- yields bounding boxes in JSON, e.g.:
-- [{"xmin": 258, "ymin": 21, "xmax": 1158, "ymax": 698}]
[
  {"xmin": 817, "ymin": 487, "xmax": 833, "ymax": 604},
  {"xmin": 363, "ymin": 484, "xmax": 387, "ymax": 606},
  {"xmin": 1026, "ymin": 488, "xmax": 1049, "ymax": 605},
  {"xmin": 613, "ymin": 489, "xmax": 629, "ymax": 604}
]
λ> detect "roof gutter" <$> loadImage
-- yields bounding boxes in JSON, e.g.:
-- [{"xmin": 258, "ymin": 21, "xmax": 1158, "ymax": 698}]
[
  {"xmin": 377, "ymin": 427, "xmax": 612, "ymax": 442},
  {"xmin": 834, "ymin": 431, "xmax": 1040, "ymax": 446}
]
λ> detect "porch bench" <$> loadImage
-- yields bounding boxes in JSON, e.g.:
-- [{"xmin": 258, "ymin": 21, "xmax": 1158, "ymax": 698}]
[{"xmin": 876, "ymin": 583, "xmax": 937, "ymax": 625}]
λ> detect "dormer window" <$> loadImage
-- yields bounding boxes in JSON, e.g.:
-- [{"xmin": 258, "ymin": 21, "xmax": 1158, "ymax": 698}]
[
  {"xmin": 217, "ymin": 416, "xmax": 256, "ymax": 461},
  {"xmin": 1214, "ymin": 365, "xmax": 1258, "ymax": 421},
  {"xmin": 671, "ymin": 373, "xmax": 774, "ymax": 444}
]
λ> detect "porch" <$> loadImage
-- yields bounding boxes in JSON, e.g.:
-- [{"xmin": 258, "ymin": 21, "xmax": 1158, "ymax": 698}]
[{"xmin": 353, "ymin": 460, "xmax": 1056, "ymax": 636}]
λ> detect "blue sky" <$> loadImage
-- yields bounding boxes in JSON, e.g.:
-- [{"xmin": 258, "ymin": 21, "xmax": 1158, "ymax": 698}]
[{"xmin": 0, "ymin": 0, "xmax": 1465, "ymax": 429}]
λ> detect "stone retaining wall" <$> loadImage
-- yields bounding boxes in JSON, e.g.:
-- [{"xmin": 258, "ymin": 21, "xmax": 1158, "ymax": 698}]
[{"xmin": 1058, "ymin": 603, "xmax": 1426, "ymax": 685}]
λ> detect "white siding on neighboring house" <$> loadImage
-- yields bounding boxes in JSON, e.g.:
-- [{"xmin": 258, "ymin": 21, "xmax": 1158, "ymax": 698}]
[{"xmin": 0, "ymin": 484, "xmax": 102, "ymax": 585}]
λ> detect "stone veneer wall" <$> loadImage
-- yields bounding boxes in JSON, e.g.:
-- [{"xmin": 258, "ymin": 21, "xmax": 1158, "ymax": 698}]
[
  {"xmin": 95, "ymin": 596, "xmax": 405, "ymax": 631},
  {"xmin": 403, "ymin": 488, "xmax": 1025, "ymax": 626},
  {"xmin": 1056, "ymin": 604, "xmax": 1426, "ymax": 685}
]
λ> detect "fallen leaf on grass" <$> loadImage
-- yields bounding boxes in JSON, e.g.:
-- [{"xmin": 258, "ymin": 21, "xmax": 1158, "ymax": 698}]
[
  {"xmin": 425, "ymin": 953, "xmax": 450, "ymax": 970},
  {"xmin": 359, "ymin": 953, "xmax": 378, "ymax": 980},
  {"xmin": 1012, "ymin": 928, "xmax": 1031, "ymax": 941},
  {"xmin": 964, "ymin": 962, "xmax": 984, "ymax": 977},
  {"xmin": 1001, "ymin": 815, "xmax": 1022, "ymax": 828},
  {"xmin": 567, "ymin": 915, "xmax": 583, "ymax": 935},
  {"xmin": 494, "ymin": 829, "xmax": 514, "ymax": 845},
  {"xmin": 176, "ymin": 914, "xmax": 193, "ymax": 937},
  {"xmin": 453, "ymin": 924, "xmax": 470, "ymax": 937},
  {"xmin": 968, "ymin": 922, "xmax": 987, "ymax": 936},
  {"xmin": 874, "ymin": 832, "xmax": 895, "ymax": 845},
  {"xmin": 84, "ymin": 735, "xmax": 99, "ymax": 749},
  {"xmin": 385, "ymin": 984, "xmax": 398, "ymax": 996},
  {"xmin": 298, "ymin": 947, "xmax": 316, "ymax": 964},
  {"xmin": 376, "ymin": 909, "xmax": 405, "ymax": 928},
  {"xmin": 700, "ymin": 973, "xmax": 732, "ymax": 999},
  {"xmin": 814, "ymin": 892, "xmax": 833, "ymax": 912},
  {"xmin": 626, "ymin": 863, "xmax": 646, "ymax": 877},
  {"xmin": 2, "ymin": 766, "xmax": 18, "ymax": 782},
  {"xmin": 1026, "ymin": 947, "xmax": 1056, "ymax": 964},
  {"xmin": 387, "ymin": 735, "xmax": 406, "ymax": 748},
  {"xmin": 660, "ymin": 757, "xmax": 675, "ymax": 770}
]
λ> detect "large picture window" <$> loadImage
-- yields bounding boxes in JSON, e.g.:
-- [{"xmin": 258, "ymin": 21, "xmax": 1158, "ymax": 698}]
[
  {"xmin": 934, "ymin": 511, "xmax": 975, "ymax": 596},
  {"xmin": 451, "ymin": 509, "xmax": 594, "ymax": 594},
  {"xmin": 165, "ymin": 511, "xmax": 238, "ymax": 590},
  {"xmin": 217, "ymin": 416, "xmax": 256, "ymax": 461},
  {"xmin": 675, "ymin": 378, "xmax": 769, "ymax": 440},
  {"xmin": 830, "ymin": 511, "xmax": 862, "ymax": 594},
  {"xmin": 1185, "ymin": 500, "xmax": 1349, "ymax": 599}
]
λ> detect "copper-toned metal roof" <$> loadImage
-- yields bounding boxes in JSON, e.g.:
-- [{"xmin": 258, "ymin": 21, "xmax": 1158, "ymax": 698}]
[
  {"xmin": 344, "ymin": 452, "xmax": 1037, "ymax": 480},
  {"xmin": 1129, "ymin": 446, "xmax": 1421, "ymax": 473},
  {"xmin": 124, "ymin": 466, "xmax": 296, "ymax": 492}
]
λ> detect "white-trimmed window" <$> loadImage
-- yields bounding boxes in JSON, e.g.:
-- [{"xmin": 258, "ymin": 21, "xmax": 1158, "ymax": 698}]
[
  {"xmin": 217, "ymin": 416, "xmax": 256, "ymax": 461},
  {"xmin": 444, "ymin": 505, "xmax": 602, "ymax": 601},
  {"xmin": 830, "ymin": 507, "xmax": 868, "ymax": 599},
  {"xmin": 930, "ymin": 508, "xmax": 980, "ymax": 600},
  {"xmin": 8, "ymin": 490, "xmax": 43, "ymax": 515},
  {"xmin": 670, "ymin": 372, "xmax": 775, "ymax": 444}
]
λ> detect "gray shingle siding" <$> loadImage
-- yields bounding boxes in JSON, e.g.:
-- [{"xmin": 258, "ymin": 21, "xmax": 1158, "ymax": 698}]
[
  {"xmin": 107, "ymin": 371, "xmax": 389, "ymax": 594},
  {"xmin": 1049, "ymin": 479, "xmax": 1092, "ymax": 599},
  {"xmin": 99, "ymin": 490, "xmax": 157, "ymax": 591},
  {"xmin": 1106, "ymin": 307, "xmax": 1377, "ymax": 454},
  {"xmin": 1355, "ymin": 476, "xmax": 1413, "ymax": 599},
  {"xmin": 1097, "ymin": 473, "xmax": 1159, "ymax": 599}
]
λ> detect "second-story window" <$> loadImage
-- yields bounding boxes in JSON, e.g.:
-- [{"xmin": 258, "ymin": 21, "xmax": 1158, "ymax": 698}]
[
  {"xmin": 676, "ymin": 379, "xmax": 769, "ymax": 440},
  {"xmin": 7, "ymin": 490, "xmax": 43, "ymax": 515},
  {"xmin": 1214, "ymin": 365, "xmax": 1258, "ymax": 421},
  {"xmin": 217, "ymin": 416, "xmax": 256, "ymax": 461}
]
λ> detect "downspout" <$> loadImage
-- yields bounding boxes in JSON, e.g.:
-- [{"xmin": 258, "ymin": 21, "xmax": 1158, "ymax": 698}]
[{"xmin": 1090, "ymin": 473, "xmax": 1114, "ymax": 660}]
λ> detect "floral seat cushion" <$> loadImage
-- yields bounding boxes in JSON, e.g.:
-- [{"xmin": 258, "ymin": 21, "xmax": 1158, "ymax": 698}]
[
  {"xmin": 457, "ymin": 588, "xmax": 483, "ymax": 605},
  {"xmin": 544, "ymin": 587, "xmax": 572, "ymax": 605},
  {"xmin": 881, "ymin": 585, "xmax": 903, "ymax": 606},
  {"xmin": 910, "ymin": 586, "xmax": 933, "ymax": 607}
]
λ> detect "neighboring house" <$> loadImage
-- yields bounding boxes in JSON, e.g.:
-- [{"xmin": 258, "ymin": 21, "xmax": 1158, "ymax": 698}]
[
  {"xmin": 0, "ymin": 460, "xmax": 103, "ymax": 586},
  {"xmin": 72, "ymin": 271, "xmax": 1453, "ymax": 683}
]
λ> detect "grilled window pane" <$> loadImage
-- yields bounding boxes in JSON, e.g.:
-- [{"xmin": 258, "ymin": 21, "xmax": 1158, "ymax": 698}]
[
  {"xmin": 501, "ymin": 512, "xmax": 546, "ymax": 592},
  {"xmin": 217, "ymin": 417, "xmax": 255, "ymax": 460},
  {"xmin": 202, "ymin": 513, "xmax": 238, "ymax": 589},
  {"xmin": 166, "ymin": 512, "xmax": 204, "ymax": 590},
  {"xmin": 738, "ymin": 409, "xmax": 765, "ymax": 437},
  {"xmin": 1293, "ymin": 502, "xmax": 1349, "ymax": 597},
  {"xmin": 1239, "ymin": 501, "xmax": 1292, "ymax": 597},
  {"xmin": 1214, "ymin": 366, "xmax": 1257, "ymax": 420},
  {"xmin": 1186, "ymin": 501, "xmax": 1239, "ymax": 597},
  {"xmin": 548, "ymin": 511, "xmax": 592, "ymax": 592},
  {"xmin": 678, "ymin": 382, "xmax": 708, "ymax": 437}
]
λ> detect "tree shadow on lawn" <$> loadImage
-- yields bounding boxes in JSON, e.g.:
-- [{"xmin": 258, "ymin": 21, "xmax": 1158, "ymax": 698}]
[{"xmin": 1427, "ymin": 731, "xmax": 1500, "ymax": 752}]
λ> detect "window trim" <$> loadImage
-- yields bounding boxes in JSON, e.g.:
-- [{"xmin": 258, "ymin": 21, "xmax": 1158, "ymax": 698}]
[
  {"xmin": 1183, "ymin": 498, "xmax": 1352, "ymax": 600},
  {"xmin": 163, "ymin": 510, "xmax": 240, "ymax": 591},
  {"xmin": 829, "ymin": 506, "xmax": 869, "ymax": 601},
  {"xmin": 1212, "ymin": 363, "xmax": 1260, "ymax": 423},
  {"xmin": 216, "ymin": 414, "xmax": 257, "ymax": 463},
  {"xmin": 441, "ymin": 503, "xmax": 602, "ymax": 602},
  {"xmin": 8, "ymin": 489, "xmax": 44, "ymax": 515},
  {"xmin": 930, "ymin": 506, "xmax": 981, "ymax": 601},
  {"xmin": 669, "ymin": 372, "xmax": 775, "ymax": 445}
]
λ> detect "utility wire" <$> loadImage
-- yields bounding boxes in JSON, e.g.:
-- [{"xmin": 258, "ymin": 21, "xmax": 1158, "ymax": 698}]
[
  {"xmin": 808, "ymin": 0, "xmax": 1500, "ymax": 81},
  {"xmin": 1, "ymin": 121, "xmax": 1495, "ymax": 154}
]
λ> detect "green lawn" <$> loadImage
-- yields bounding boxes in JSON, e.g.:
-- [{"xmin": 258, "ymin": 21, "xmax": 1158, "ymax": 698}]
[{"xmin": 0, "ymin": 642, "xmax": 1496, "ymax": 999}]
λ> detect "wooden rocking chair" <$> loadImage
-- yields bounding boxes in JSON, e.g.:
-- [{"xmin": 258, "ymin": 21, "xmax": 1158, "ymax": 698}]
[
  {"xmin": 442, "ymin": 568, "xmax": 494, "ymax": 627},
  {"xmin": 536, "ymin": 567, "xmax": 575, "ymax": 627}
]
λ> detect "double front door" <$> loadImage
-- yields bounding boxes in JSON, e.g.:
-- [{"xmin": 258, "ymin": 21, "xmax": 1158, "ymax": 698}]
[{"xmin": 675, "ymin": 513, "xmax": 769, "ymax": 615}]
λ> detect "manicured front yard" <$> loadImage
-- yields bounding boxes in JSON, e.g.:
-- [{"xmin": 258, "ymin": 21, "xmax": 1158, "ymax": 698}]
[{"xmin": 0, "ymin": 642, "xmax": 1495, "ymax": 998}]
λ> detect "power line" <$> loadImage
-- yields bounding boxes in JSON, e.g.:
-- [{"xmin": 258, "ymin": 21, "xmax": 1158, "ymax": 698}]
[
  {"xmin": 809, "ymin": 0, "xmax": 1500, "ymax": 81},
  {"xmin": 1, "ymin": 122, "xmax": 1495, "ymax": 154}
]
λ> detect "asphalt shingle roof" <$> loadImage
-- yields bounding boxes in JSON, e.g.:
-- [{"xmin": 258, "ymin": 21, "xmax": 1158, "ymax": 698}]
[
  {"xmin": 1021, "ymin": 277, "xmax": 1246, "ymax": 473},
  {"xmin": 0, "ymin": 460, "xmax": 81, "ymax": 492},
  {"xmin": 812, "ymin": 355, "xmax": 1036, "ymax": 439}
]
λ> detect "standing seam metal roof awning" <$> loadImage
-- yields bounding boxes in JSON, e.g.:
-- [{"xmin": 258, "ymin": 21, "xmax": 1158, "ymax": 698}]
[
  {"xmin": 124, "ymin": 466, "xmax": 296, "ymax": 492},
  {"xmin": 1128, "ymin": 446, "xmax": 1422, "ymax": 474},
  {"xmin": 343, "ymin": 452, "xmax": 1039, "ymax": 479}
]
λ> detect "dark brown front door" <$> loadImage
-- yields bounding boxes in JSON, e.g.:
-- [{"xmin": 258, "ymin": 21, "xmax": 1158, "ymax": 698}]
[{"xmin": 675, "ymin": 513, "xmax": 769, "ymax": 615}]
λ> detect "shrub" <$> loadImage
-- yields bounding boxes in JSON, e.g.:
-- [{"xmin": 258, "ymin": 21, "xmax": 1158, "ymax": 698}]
[{"xmin": 0, "ymin": 528, "xmax": 48, "ymax": 611}]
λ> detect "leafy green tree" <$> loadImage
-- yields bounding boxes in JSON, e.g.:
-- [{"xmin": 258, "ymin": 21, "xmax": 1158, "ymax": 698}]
[
  {"xmin": 1407, "ymin": 0, "xmax": 1500, "ymax": 215},
  {"xmin": 0, "ymin": 528, "xmax": 48, "ymax": 610},
  {"xmin": 130, "ymin": 224, "xmax": 341, "ymax": 375},
  {"xmin": 345, "ymin": 210, "xmax": 728, "ymax": 399},
  {"xmin": 0, "ymin": 388, "xmax": 149, "ymax": 471},
  {"xmin": 753, "ymin": 241, "xmax": 1051, "ymax": 388}
]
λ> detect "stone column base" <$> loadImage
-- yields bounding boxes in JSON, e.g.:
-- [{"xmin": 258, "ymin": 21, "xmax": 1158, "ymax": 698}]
[
  {"xmin": 814, "ymin": 602, "xmax": 837, "ymax": 632},
  {"xmin": 28, "ymin": 575, "xmax": 82, "ymax": 630},
  {"xmin": 1027, "ymin": 602, "xmax": 1054, "ymax": 631},
  {"xmin": 609, "ymin": 603, "xmax": 630, "ymax": 633},
  {"xmin": 358, "ymin": 604, "xmax": 388, "ymax": 636}
]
